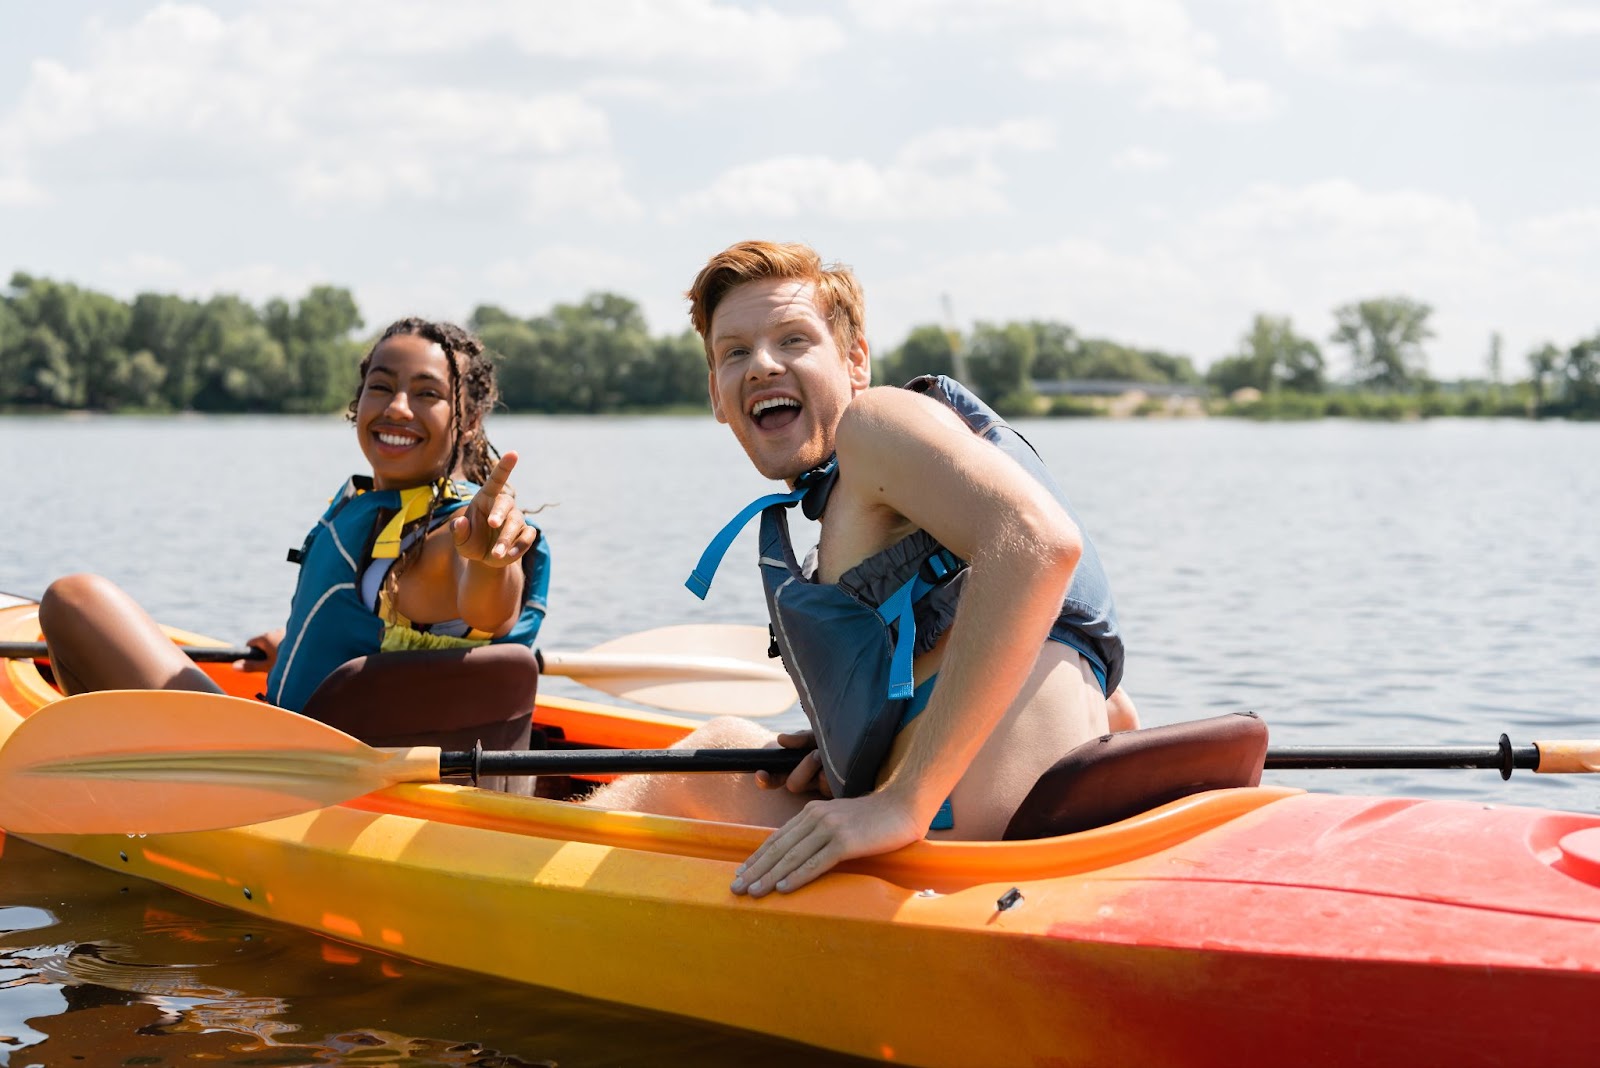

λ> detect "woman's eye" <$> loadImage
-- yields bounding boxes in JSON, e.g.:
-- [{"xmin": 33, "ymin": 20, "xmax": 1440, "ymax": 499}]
[{"xmin": 784, "ymin": 334, "xmax": 807, "ymax": 346}]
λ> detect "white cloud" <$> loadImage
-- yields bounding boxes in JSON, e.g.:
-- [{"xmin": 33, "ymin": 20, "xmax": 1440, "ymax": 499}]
[
  {"xmin": 1260, "ymin": 0, "xmax": 1600, "ymax": 54},
  {"xmin": 521, "ymin": 158, "xmax": 645, "ymax": 222},
  {"xmin": 1512, "ymin": 208, "xmax": 1600, "ymax": 260},
  {"xmin": 870, "ymin": 178, "xmax": 1600, "ymax": 377},
  {"xmin": 484, "ymin": 246, "xmax": 647, "ymax": 292},
  {"xmin": 676, "ymin": 155, "xmax": 1008, "ymax": 221},
  {"xmin": 676, "ymin": 119, "xmax": 1055, "ymax": 222},
  {"xmin": 93, "ymin": 253, "xmax": 334, "ymax": 307},
  {"xmin": 898, "ymin": 118, "xmax": 1055, "ymax": 166},
  {"xmin": 850, "ymin": 0, "xmax": 1279, "ymax": 120},
  {"xmin": 1111, "ymin": 146, "xmax": 1172, "ymax": 172},
  {"xmin": 0, "ymin": 1, "xmax": 844, "ymax": 215},
  {"xmin": 0, "ymin": 173, "xmax": 45, "ymax": 206}
]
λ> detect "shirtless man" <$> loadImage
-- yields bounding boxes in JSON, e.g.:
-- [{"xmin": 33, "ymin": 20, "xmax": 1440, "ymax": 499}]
[{"xmin": 589, "ymin": 241, "xmax": 1135, "ymax": 896}]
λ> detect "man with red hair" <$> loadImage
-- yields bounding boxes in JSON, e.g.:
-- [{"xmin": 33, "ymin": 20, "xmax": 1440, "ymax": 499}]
[{"xmin": 588, "ymin": 241, "xmax": 1135, "ymax": 895}]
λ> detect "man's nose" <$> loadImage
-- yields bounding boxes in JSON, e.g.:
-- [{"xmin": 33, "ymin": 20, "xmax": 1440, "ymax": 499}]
[{"xmin": 746, "ymin": 343, "xmax": 784, "ymax": 377}]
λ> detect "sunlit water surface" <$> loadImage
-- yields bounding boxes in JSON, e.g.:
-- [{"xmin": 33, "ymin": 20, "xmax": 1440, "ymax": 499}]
[{"xmin": 2, "ymin": 414, "xmax": 1597, "ymax": 1064}]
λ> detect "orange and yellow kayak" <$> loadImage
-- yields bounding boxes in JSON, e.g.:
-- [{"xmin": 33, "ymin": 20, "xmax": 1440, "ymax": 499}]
[{"xmin": 4, "ymin": 594, "xmax": 1600, "ymax": 1067}]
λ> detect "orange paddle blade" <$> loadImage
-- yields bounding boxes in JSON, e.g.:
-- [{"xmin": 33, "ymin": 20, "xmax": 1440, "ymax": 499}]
[{"xmin": 0, "ymin": 690, "xmax": 441, "ymax": 835}]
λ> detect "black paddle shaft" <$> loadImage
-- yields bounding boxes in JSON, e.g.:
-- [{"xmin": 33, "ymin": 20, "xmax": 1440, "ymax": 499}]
[
  {"xmin": 440, "ymin": 736, "xmax": 1545, "ymax": 780},
  {"xmin": 441, "ymin": 746, "xmax": 811, "ymax": 778},
  {"xmin": 1265, "ymin": 734, "xmax": 1538, "ymax": 779},
  {"xmin": 0, "ymin": 641, "xmax": 263, "ymax": 663}
]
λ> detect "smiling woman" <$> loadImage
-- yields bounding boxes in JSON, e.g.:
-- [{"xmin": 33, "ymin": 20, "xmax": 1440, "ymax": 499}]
[{"xmin": 34, "ymin": 316, "xmax": 553, "ymax": 730}]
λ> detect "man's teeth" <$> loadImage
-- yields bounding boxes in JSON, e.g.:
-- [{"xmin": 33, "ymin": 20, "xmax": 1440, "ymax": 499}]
[
  {"xmin": 377, "ymin": 432, "xmax": 418, "ymax": 447},
  {"xmin": 750, "ymin": 398, "xmax": 800, "ymax": 416}
]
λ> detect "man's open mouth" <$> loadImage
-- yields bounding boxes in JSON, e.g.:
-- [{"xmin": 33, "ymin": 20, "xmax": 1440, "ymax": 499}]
[{"xmin": 750, "ymin": 397, "xmax": 801, "ymax": 430}]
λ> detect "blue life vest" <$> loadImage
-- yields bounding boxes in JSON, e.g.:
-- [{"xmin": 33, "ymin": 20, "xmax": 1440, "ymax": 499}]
[
  {"xmin": 686, "ymin": 376, "xmax": 1123, "ymax": 798},
  {"xmin": 265, "ymin": 475, "xmax": 551, "ymax": 713}
]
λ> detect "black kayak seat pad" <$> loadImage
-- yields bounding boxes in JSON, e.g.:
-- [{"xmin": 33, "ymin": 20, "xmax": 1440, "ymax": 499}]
[
  {"xmin": 300, "ymin": 644, "xmax": 541, "ymax": 796},
  {"xmin": 1003, "ymin": 711, "xmax": 1268, "ymax": 841}
]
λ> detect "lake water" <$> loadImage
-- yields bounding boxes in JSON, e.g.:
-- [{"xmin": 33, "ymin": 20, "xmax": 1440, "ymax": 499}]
[{"xmin": 3, "ymin": 413, "xmax": 1598, "ymax": 1065}]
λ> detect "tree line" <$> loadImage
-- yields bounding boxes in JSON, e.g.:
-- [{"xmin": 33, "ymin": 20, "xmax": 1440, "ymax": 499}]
[
  {"xmin": 1199, "ymin": 297, "xmax": 1600, "ymax": 420},
  {"xmin": 877, "ymin": 294, "xmax": 1599, "ymax": 419},
  {"xmin": 0, "ymin": 273, "xmax": 711, "ymax": 415},
  {"xmin": 3, "ymin": 272, "xmax": 1595, "ymax": 418}
]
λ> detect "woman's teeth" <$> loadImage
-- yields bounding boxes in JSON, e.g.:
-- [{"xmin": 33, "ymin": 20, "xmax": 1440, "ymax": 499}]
[{"xmin": 377, "ymin": 432, "xmax": 417, "ymax": 447}]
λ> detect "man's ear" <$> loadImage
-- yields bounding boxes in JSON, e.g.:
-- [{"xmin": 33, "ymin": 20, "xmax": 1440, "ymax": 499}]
[
  {"xmin": 846, "ymin": 335, "xmax": 872, "ymax": 393},
  {"xmin": 708, "ymin": 368, "xmax": 730, "ymax": 424}
]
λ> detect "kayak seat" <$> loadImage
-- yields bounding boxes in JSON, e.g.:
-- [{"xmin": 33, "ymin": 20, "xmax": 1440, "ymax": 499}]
[
  {"xmin": 1002, "ymin": 711, "xmax": 1268, "ymax": 840},
  {"xmin": 300, "ymin": 645, "xmax": 541, "ymax": 795}
]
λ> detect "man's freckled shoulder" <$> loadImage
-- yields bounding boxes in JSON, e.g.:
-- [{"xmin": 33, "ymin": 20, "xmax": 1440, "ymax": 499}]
[{"xmin": 841, "ymin": 387, "xmax": 965, "ymax": 444}]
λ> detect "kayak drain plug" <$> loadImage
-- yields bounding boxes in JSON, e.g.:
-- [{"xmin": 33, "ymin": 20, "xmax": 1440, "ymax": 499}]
[{"xmin": 996, "ymin": 888, "xmax": 1024, "ymax": 912}]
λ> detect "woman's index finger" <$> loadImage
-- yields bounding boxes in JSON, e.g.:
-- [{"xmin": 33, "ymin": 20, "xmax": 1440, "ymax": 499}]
[{"xmin": 479, "ymin": 450, "xmax": 518, "ymax": 496}]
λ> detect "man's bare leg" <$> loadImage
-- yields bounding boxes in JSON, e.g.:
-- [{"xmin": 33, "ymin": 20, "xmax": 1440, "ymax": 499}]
[
  {"xmin": 582, "ymin": 716, "xmax": 810, "ymax": 827},
  {"xmin": 38, "ymin": 574, "xmax": 223, "ymax": 696}
]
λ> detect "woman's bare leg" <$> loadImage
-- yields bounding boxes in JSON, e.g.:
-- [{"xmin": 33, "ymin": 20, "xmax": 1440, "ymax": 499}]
[
  {"xmin": 1106, "ymin": 687, "xmax": 1140, "ymax": 733},
  {"xmin": 38, "ymin": 574, "xmax": 223, "ymax": 696}
]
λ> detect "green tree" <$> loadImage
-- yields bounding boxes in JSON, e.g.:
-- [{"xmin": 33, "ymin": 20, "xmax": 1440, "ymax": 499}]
[
  {"xmin": 539, "ymin": 292, "xmax": 654, "ymax": 412},
  {"xmin": 639, "ymin": 329, "xmax": 711, "ymax": 409},
  {"xmin": 0, "ymin": 299, "xmax": 21, "ymax": 405},
  {"xmin": 1527, "ymin": 342, "xmax": 1560, "ymax": 415},
  {"xmin": 476, "ymin": 293, "xmax": 687, "ymax": 413},
  {"xmin": 127, "ymin": 292, "xmax": 205, "ymax": 410},
  {"xmin": 6, "ymin": 273, "xmax": 134, "ymax": 408},
  {"xmin": 879, "ymin": 323, "xmax": 959, "ymax": 385},
  {"xmin": 108, "ymin": 349, "xmax": 168, "ymax": 409},
  {"xmin": 474, "ymin": 311, "xmax": 546, "ymax": 411},
  {"xmin": 1330, "ymin": 297, "xmax": 1433, "ymax": 391},
  {"xmin": 1562, "ymin": 333, "xmax": 1600, "ymax": 416},
  {"xmin": 1487, "ymin": 331, "xmax": 1503, "ymax": 408},
  {"xmin": 1208, "ymin": 314, "xmax": 1324, "ymax": 394},
  {"xmin": 12, "ymin": 325, "xmax": 75, "ymax": 407},
  {"xmin": 189, "ymin": 295, "xmax": 292, "ymax": 411},
  {"xmin": 965, "ymin": 322, "xmax": 1037, "ymax": 408},
  {"xmin": 291, "ymin": 286, "xmax": 364, "ymax": 411},
  {"xmin": 1027, "ymin": 321, "xmax": 1079, "ymax": 382}
]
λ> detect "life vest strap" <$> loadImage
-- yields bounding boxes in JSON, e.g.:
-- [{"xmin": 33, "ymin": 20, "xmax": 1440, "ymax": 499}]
[
  {"xmin": 686, "ymin": 486, "xmax": 807, "ymax": 599},
  {"xmin": 875, "ymin": 568, "xmax": 944, "ymax": 701}
]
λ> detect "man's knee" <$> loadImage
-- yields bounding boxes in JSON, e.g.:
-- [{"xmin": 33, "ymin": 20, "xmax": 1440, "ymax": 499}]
[{"xmin": 675, "ymin": 716, "xmax": 776, "ymax": 750}]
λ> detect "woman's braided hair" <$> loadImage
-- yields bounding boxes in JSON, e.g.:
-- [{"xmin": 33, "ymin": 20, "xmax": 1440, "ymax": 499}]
[{"xmin": 348, "ymin": 317, "xmax": 503, "ymax": 623}]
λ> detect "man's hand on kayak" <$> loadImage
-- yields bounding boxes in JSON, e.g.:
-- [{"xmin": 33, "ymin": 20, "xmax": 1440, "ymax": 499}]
[
  {"xmin": 731, "ymin": 789, "xmax": 923, "ymax": 897},
  {"xmin": 452, "ymin": 451, "xmax": 537, "ymax": 567}
]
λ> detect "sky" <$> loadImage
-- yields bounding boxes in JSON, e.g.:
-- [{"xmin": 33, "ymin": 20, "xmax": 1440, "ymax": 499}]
[{"xmin": 2, "ymin": 0, "xmax": 1598, "ymax": 380}]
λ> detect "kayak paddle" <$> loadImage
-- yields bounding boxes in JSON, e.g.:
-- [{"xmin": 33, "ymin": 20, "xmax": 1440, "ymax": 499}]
[
  {"xmin": 0, "ymin": 689, "xmax": 810, "ymax": 835},
  {"xmin": 4, "ymin": 689, "xmax": 1600, "ymax": 836},
  {"xmin": 0, "ymin": 623, "xmax": 796, "ymax": 718}
]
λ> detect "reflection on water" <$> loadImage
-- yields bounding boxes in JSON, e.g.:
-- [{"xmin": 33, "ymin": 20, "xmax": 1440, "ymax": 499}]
[{"xmin": 2, "ymin": 414, "xmax": 1599, "ymax": 1061}]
